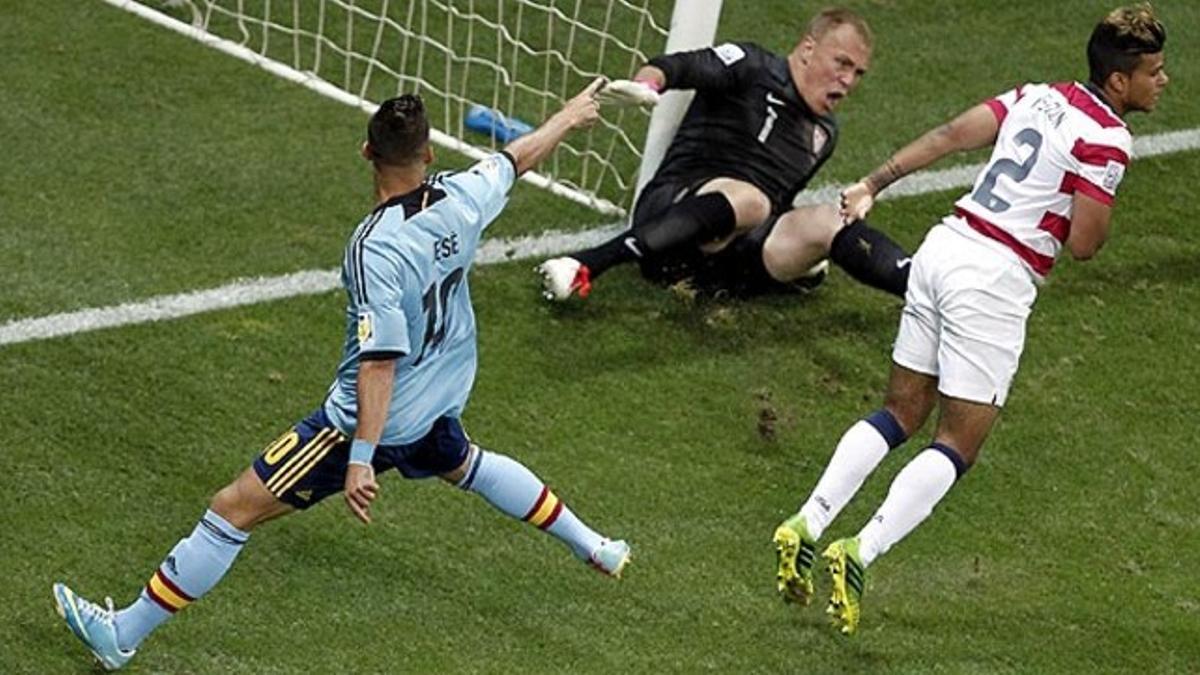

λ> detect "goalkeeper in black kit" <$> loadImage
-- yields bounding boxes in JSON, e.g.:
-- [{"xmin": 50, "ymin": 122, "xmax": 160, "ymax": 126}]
[{"xmin": 538, "ymin": 7, "xmax": 911, "ymax": 301}]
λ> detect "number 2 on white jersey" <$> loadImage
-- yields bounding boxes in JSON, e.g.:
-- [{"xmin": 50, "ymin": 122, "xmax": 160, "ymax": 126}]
[{"xmin": 972, "ymin": 127, "xmax": 1043, "ymax": 213}]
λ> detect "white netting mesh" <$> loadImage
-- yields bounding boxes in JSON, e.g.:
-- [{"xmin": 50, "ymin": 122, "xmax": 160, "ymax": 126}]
[{"xmin": 146, "ymin": 0, "xmax": 673, "ymax": 214}]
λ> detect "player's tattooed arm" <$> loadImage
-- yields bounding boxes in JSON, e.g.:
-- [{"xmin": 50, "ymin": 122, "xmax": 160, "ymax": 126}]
[
  {"xmin": 862, "ymin": 104, "xmax": 1000, "ymax": 196},
  {"xmin": 841, "ymin": 157, "xmax": 903, "ymax": 222},
  {"xmin": 842, "ymin": 104, "xmax": 999, "ymax": 222},
  {"xmin": 864, "ymin": 157, "xmax": 905, "ymax": 195}
]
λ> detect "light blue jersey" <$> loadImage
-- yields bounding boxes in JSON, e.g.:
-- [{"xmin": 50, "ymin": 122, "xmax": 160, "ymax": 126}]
[{"xmin": 323, "ymin": 152, "xmax": 516, "ymax": 445}]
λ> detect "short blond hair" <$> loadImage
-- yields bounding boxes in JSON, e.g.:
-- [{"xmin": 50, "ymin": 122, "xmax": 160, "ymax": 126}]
[
  {"xmin": 806, "ymin": 7, "xmax": 873, "ymax": 49},
  {"xmin": 1087, "ymin": 3, "xmax": 1166, "ymax": 85},
  {"xmin": 1104, "ymin": 3, "xmax": 1165, "ymax": 43}
]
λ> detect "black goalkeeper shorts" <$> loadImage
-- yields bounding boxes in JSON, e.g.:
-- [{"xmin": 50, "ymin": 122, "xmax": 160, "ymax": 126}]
[{"xmin": 629, "ymin": 177, "xmax": 820, "ymax": 297}]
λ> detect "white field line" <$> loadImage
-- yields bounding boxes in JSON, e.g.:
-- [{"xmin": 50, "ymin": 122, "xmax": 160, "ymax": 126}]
[{"xmin": 3, "ymin": 130, "xmax": 1198, "ymax": 347}]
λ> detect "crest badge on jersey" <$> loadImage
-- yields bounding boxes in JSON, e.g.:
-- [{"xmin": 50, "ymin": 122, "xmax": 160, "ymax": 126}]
[
  {"xmin": 712, "ymin": 43, "xmax": 746, "ymax": 67},
  {"xmin": 813, "ymin": 126, "xmax": 828, "ymax": 154},
  {"xmin": 1101, "ymin": 160, "xmax": 1124, "ymax": 192},
  {"xmin": 357, "ymin": 311, "xmax": 374, "ymax": 348}
]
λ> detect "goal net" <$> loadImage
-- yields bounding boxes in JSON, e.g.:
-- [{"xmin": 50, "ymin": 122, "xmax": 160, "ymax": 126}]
[{"xmin": 108, "ymin": 0, "xmax": 719, "ymax": 217}]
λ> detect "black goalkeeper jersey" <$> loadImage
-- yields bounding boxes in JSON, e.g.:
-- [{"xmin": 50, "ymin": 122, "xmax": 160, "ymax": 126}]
[{"xmin": 647, "ymin": 42, "xmax": 838, "ymax": 215}]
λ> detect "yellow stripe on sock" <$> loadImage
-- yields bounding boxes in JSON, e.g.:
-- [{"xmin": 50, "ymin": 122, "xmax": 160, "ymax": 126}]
[
  {"xmin": 148, "ymin": 573, "xmax": 190, "ymax": 612},
  {"xmin": 527, "ymin": 491, "xmax": 561, "ymax": 528},
  {"xmin": 265, "ymin": 428, "xmax": 334, "ymax": 495}
]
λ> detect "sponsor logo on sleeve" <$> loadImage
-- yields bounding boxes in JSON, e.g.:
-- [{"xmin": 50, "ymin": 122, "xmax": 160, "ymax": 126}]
[
  {"xmin": 1102, "ymin": 160, "xmax": 1125, "ymax": 192},
  {"xmin": 711, "ymin": 42, "xmax": 746, "ymax": 66},
  {"xmin": 357, "ymin": 311, "xmax": 374, "ymax": 347}
]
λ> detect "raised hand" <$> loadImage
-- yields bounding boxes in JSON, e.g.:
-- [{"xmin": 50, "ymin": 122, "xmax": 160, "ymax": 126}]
[{"xmin": 561, "ymin": 77, "xmax": 606, "ymax": 128}]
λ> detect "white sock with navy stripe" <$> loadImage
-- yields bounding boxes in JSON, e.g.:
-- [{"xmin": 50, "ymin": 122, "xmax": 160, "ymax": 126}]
[
  {"xmin": 115, "ymin": 509, "xmax": 249, "ymax": 651},
  {"xmin": 857, "ymin": 444, "xmax": 965, "ymax": 567},
  {"xmin": 799, "ymin": 410, "xmax": 907, "ymax": 540},
  {"xmin": 457, "ymin": 448, "xmax": 604, "ymax": 560}
]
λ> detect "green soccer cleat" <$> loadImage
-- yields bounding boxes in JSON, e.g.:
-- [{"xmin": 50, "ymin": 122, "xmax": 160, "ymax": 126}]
[
  {"xmin": 823, "ymin": 538, "xmax": 866, "ymax": 636},
  {"xmin": 773, "ymin": 513, "xmax": 817, "ymax": 605}
]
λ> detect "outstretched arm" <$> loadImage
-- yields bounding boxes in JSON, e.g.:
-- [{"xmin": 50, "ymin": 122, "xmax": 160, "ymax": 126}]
[
  {"xmin": 842, "ymin": 103, "xmax": 1001, "ymax": 221},
  {"xmin": 594, "ymin": 65, "xmax": 665, "ymax": 107},
  {"xmin": 505, "ymin": 78, "xmax": 604, "ymax": 175},
  {"xmin": 596, "ymin": 43, "xmax": 753, "ymax": 108}
]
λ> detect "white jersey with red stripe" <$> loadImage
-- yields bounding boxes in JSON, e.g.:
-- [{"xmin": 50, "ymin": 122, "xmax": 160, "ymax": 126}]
[{"xmin": 947, "ymin": 81, "xmax": 1132, "ymax": 280}]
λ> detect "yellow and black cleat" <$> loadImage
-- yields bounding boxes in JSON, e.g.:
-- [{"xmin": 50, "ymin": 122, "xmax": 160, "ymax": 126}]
[
  {"xmin": 773, "ymin": 513, "xmax": 817, "ymax": 605},
  {"xmin": 823, "ymin": 537, "xmax": 866, "ymax": 636}
]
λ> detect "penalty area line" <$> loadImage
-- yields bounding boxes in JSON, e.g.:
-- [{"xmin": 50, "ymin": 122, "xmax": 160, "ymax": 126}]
[{"xmin": 2, "ymin": 127, "xmax": 1199, "ymax": 348}]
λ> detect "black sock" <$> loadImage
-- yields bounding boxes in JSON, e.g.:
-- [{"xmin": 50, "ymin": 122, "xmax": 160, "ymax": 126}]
[
  {"xmin": 573, "ymin": 193, "xmax": 738, "ymax": 280},
  {"xmin": 829, "ymin": 220, "xmax": 911, "ymax": 298},
  {"xmin": 634, "ymin": 192, "xmax": 737, "ymax": 256},
  {"xmin": 573, "ymin": 230, "xmax": 642, "ymax": 278}
]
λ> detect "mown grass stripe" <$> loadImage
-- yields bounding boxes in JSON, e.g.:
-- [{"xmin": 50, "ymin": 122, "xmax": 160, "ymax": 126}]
[{"xmin": 3, "ymin": 127, "xmax": 1198, "ymax": 348}]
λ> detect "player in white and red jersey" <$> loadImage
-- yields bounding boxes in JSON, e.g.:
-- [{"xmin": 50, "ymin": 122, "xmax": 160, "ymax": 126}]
[
  {"xmin": 772, "ymin": 3, "xmax": 1168, "ymax": 635},
  {"xmin": 949, "ymin": 79, "xmax": 1135, "ymax": 281}
]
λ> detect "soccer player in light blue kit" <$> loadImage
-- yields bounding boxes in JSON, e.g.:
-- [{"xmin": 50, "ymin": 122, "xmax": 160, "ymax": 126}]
[{"xmin": 52, "ymin": 78, "xmax": 628, "ymax": 671}]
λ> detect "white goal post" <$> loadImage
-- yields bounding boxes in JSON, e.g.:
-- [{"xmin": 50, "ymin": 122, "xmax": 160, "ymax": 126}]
[{"xmin": 103, "ymin": 0, "xmax": 723, "ymax": 219}]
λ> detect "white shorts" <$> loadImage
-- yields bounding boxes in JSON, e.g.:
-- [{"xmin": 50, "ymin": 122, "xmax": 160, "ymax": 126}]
[{"xmin": 892, "ymin": 223, "xmax": 1038, "ymax": 407}]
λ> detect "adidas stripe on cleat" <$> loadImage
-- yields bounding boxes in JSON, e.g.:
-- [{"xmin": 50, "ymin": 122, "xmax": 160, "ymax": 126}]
[
  {"xmin": 823, "ymin": 538, "xmax": 866, "ymax": 636},
  {"xmin": 772, "ymin": 513, "xmax": 817, "ymax": 605}
]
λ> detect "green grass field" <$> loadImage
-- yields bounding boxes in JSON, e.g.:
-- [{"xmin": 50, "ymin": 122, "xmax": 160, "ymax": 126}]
[{"xmin": 3, "ymin": 1, "xmax": 1199, "ymax": 672}]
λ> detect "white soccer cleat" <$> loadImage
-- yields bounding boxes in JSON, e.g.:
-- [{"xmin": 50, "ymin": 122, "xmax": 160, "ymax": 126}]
[
  {"xmin": 588, "ymin": 539, "xmax": 632, "ymax": 579},
  {"xmin": 536, "ymin": 257, "xmax": 592, "ymax": 301}
]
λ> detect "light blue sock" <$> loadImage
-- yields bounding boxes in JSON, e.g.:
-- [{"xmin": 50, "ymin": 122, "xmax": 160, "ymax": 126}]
[
  {"xmin": 457, "ymin": 449, "xmax": 604, "ymax": 560},
  {"xmin": 115, "ymin": 509, "xmax": 249, "ymax": 651}
]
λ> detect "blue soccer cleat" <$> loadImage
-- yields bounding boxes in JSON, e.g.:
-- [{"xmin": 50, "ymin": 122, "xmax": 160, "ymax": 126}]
[
  {"xmin": 52, "ymin": 582, "xmax": 136, "ymax": 670},
  {"xmin": 588, "ymin": 539, "xmax": 631, "ymax": 579}
]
